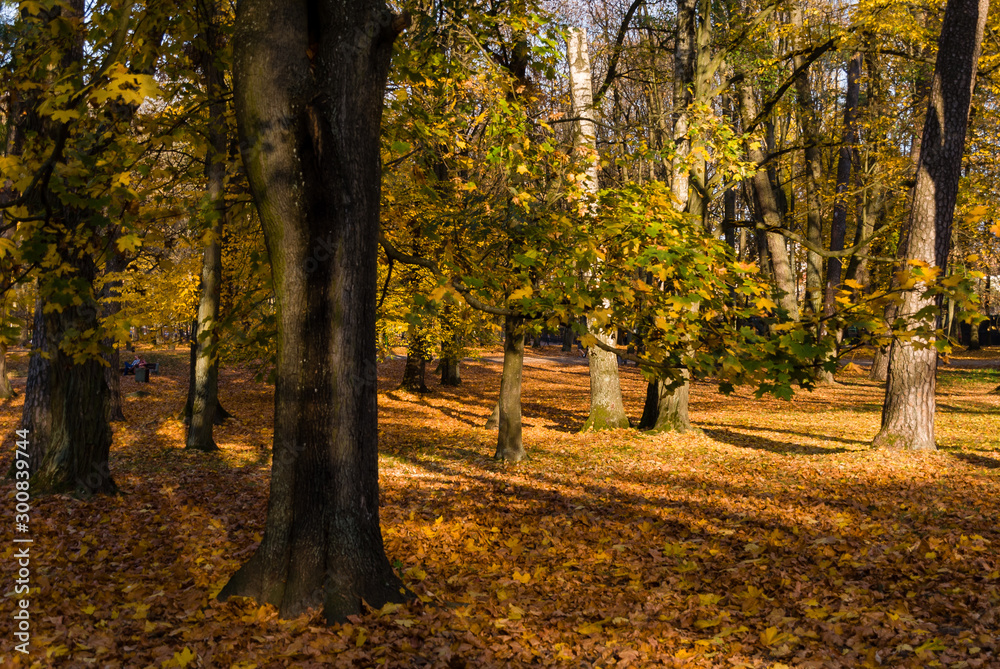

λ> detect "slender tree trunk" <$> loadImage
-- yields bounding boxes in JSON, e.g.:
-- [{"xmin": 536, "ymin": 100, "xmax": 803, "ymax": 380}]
[
  {"xmin": 218, "ymin": 0, "xmax": 408, "ymax": 622},
  {"xmin": 187, "ymin": 4, "xmax": 228, "ymax": 452},
  {"xmin": 791, "ymin": 7, "xmax": 825, "ymax": 318},
  {"xmin": 736, "ymin": 79, "xmax": 799, "ymax": 320},
  {"xmin": 874, "ymin": 0, "xmax": 988, "ymax": 450},
  {"xmin": 494, "ymin": 315, "xmax": 526, "ymax": 462},
  {"xmin": 569, "ymin": 27, "xmax": 629, "ymax": 431},
  {"xmin": 561, "ymin": 325, "xmax": 573, "ymax": 352},
  {"xmin": 0, "ymin": 342, "xmax": 12, "ymax": 400}
]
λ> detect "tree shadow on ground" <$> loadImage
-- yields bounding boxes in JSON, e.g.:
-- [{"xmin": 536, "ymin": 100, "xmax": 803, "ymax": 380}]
[
  {"xmin": 947, "ymin": 451, "xmax": 1000, "ymax": 470},
  {"xmin": 701, "ymin": 423, "xmax": 869, "ymax": 448},
  {"xmin": 700, "ymin": 427, "xmax": 849, "ymax": 456}
]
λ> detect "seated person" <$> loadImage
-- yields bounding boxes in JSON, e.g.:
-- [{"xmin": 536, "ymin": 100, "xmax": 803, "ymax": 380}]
[{"xmin": 123, "ymin": 355, "xmax": 147, "ymax": 375}]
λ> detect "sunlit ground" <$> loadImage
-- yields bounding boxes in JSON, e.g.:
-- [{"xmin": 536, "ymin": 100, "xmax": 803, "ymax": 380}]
[{"xmin": 1, "ymin": 345, "xmax": 997, "ymax": 667}]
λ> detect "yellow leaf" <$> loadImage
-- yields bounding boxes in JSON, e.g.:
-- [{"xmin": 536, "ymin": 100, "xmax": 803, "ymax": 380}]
[
  {"xmin": 759, "ymin": 626, "xmax": 782, "ymax": 646},
  {"xmin": 496, "ymin": 588, "xmax": 511, "ymax": 602},
  {"xmin": 516, "ymin": 164, "xmax": 529, "ymax": 174},
  {"xmin": 755, "ymin": 297, "xmax": 777, "ymax": 310},
  {"xmin": 172, "ymin": 647, "xmax": 196, "ymax": 668},
  {"xmin": 844, "ymin": 279, "xmax": 864, "ymax": 290},
  {"xmin": 355, "ymin": 629, "xmax": 367, "ymax": 647},
  {"xmin": 508, "ymin": 604, "xmax": 524, "ymax": 620},
  {"xmin": 512, "ymin": 570, "xmax": 530, "ymax": 584},
  {"xmin": 82, "ymin": 605, "xmax": 96, "ymax": 615},
  {"xmin": 377, "ymin": 602, "xmax": 401, "ymax": 616},
  {"xmin": 576, "ymin": 621, "xmax": 603, "ymax": 635},
  {"xmin": 509, "ymin": 286, "xmax": 533, "ymax": 301},
  {"xmin": 49, "ymin": 108, "xmax": 81, "ymax": 123}
]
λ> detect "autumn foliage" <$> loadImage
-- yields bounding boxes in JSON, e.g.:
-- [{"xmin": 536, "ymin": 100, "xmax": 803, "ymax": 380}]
[{"xmin": 1, "ymin": 347, "xmax": 998, "ymax": 667}]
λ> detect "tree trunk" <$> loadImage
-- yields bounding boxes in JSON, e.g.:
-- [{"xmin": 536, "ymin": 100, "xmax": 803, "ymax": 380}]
[
  {"xmin": 874, "ymin": 0, "xmax": 988, "ymax": 451},
  {"xmin": 183, "ymin": 318, "xmax": 231, "ymax": 425},
  {"xmin": 791, "ymin": 6, "xmax": 825, "ymax": 318},
  {"xmin": 101, "ymin": 246, "xmax": 129, "ymax": 422},
  {"xmin": 561, "ymin": 325, "xmax": 573, "ymax": 352},
  {"xmin": 736, "ymin": 79, "xmax": 799, "ymax": 320},
  {"xmin": 639, "ymin": 371, "xmax": 692, "ymax": 433},
  {"xmin": 494, "ymin": 315, "xmax": 526, "ymax": 462},
  {"xmin": 0, "ymin": 342, "xmax": 13, "ymax": 400},
  {"xmin": 35, "ymin": 255, "xmax": 116, "ymax": 496},
  {"xmin": 569, "ymin": 28, "xmax": 630, "ymax": 431},
  {"xmin": 187, "ymin": 9, "xmax": 228, "ymax": 452},
  {"xmin": 869, "ymin": 337, "xmax": 892, "ymax": 383},
  {"xmin": 440, "ymin": 354, "xmax": 461, "ymax": 386},
  {"xmin": 11, "ymin": 300, "xmax": 49, "ymax": 480},
  {"xmin": 484, "ymin": 401, "xmax": 500, "ymax": 430},
  {"xmin": 218, "ymin": 0, "xmax": 407, "ymax": 623},
  {"xmin": 398, "ymin": 326, "xmax": 429, "ymax": 392}
]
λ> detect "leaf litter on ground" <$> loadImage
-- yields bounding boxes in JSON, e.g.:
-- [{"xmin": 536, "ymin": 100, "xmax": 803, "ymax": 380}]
[{"xmin": 0, "ymin": 346, "xmax": 998, "ymax": 668}]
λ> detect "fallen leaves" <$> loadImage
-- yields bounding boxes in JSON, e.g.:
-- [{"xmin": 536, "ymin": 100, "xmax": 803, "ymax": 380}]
[{"xmin": 0, "ymin": 347, "xmax": 998, "ymax": 667}]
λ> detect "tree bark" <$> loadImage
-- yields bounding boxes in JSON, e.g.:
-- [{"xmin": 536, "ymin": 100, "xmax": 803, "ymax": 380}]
[
  {"xmin": 494, "ymin": 315, "xmax": 526, "ymax": 462},
  {"xmin": 0, "ymin": 342, "xmax": 12, "ymax": 400},
  {"xmin": 187, "ymin": 2, "xmax": 228, "ymax": 452},
  {"xmin": 11, "ymin": 300, "xmax": 49, "ymax": 480},
  {"xmin": 874, "ymin": 0, "xmax": 988, "ymax": 451},
  {"xmin": 218, "ymin": 0, "xmax": 408, "ymax": 622},
  {"xmin": 736, "ymin": 79, "xmax": 799, "ymax": 320},
  {"xmin": 791, "ymin": 6, "xmax": 825, "ymax": 318},
  {"xmin": 569, "ymin": 27, "xmax": 630, "ymax": 431},
  {"xmin": 35, "ymin": 255, "xmax": 116, "ymax": 496}
]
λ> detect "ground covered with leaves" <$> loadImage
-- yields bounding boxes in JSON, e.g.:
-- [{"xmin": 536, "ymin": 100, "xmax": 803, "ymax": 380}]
[{"xmin": 1, "ymin": 346, "xmax": 999, "ymax": 668}]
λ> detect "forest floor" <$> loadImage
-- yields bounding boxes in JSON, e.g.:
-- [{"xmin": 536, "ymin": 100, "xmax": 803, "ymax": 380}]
[{"xmin": 1, "ymin": 345, "xmax": 999, "ymax": 668}]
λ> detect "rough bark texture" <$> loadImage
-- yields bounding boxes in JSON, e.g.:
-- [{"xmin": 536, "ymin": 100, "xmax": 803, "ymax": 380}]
[
  {"xmin": 583, "ymin": 330, "xmax": 630, "ymax": 431},
  {"xmin": 873, "ymin": 0, "xmax": 988, "ymax": 451},
  {"xmin": 569, "ymin": 28, "xmax": 629, "ymax": 431},
  {"xmin": 218, "ymin": 0, "xmax": 408, "ymax": 622},
  {"xmin": 35, "ymin": 256, "xmax": 117, "ymax": 496},
  {"xmin": 494, "ymin": 315, "xmax": 526, "ymax": 462},
  {"xmin": 187, "ymin": 5, "xmax": 228, "ymax": 452}
]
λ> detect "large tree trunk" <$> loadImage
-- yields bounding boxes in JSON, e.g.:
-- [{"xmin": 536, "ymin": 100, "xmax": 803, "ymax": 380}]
[
  {"xmin": 494, "ymin": 315, "xmax": 526, "ymax": 462},
  {"xmin": 569, "ymin": 28, "xmax": 630, "ymax": 431},
  {"xmin": 639, "ymin": 370, "xmax": 692, "ymax": 433},
  {"xmin": 35, "ymin": 254, "xmax": 116, "ymax": 496},
  {"xmin": 218, "ymin": 0, "xmax": 407, "ymax": 623},
  {"xmin": 873, "ymin": 0, "xmax": 988, "ymax": 451},
  {"xmin": 187, "ymin": 8, "xmax": 228, "ymax": 452}
]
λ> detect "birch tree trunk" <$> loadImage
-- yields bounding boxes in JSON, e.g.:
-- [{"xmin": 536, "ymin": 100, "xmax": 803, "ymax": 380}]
[{"xmin": 569, "ymin": 27, "xmax": 629, "ymax": 431}]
